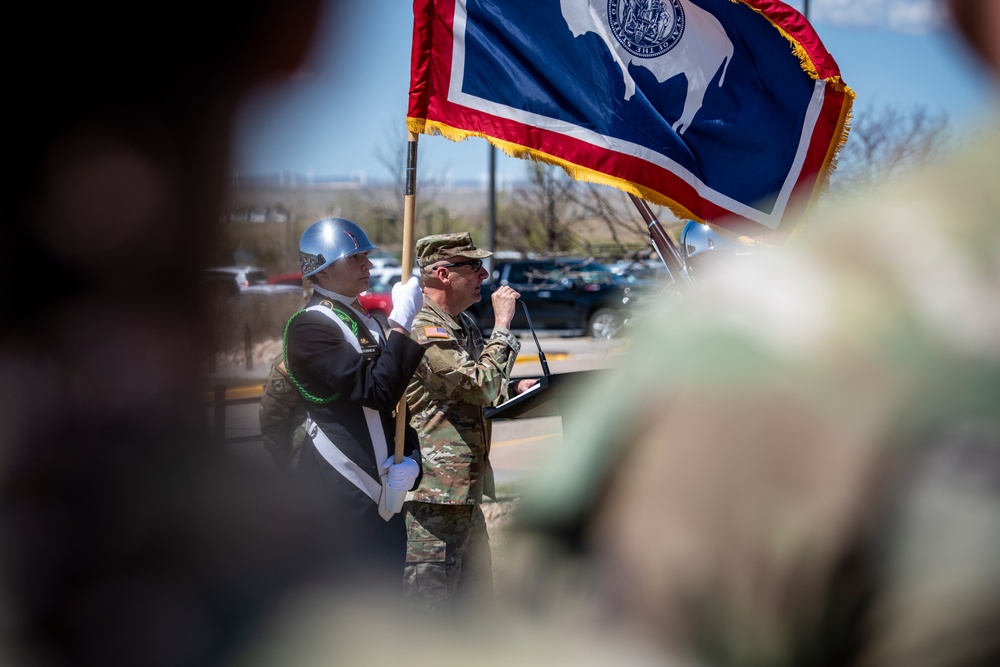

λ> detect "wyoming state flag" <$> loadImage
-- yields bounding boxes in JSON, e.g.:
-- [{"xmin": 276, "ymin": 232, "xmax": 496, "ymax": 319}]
[{"xmin": 407, "ymin": 0, "xmax": 854, "ymax": 241}]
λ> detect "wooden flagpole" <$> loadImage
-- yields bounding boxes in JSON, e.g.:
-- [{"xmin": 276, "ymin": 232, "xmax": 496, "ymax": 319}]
[
  {"xmin": 628, "ymin": 193, "xmax": 691, "ymax": 286},
  {"xmin": 394, "ymin": 131, "xmax": 419, "ymax": 463}
]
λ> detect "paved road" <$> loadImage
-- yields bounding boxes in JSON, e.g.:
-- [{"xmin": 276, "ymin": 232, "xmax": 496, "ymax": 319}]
[{"xmin": 208, "ymin": 334, "xmax": 625, "ymax": 486}]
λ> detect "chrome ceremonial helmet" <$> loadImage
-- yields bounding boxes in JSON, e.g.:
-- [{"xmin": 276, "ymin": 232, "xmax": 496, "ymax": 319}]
[
  {"xmin": 680, "ymin": 219, "xmax": 754, "ymax": 277},
  {"xmin": 681, "ymin": 220, "xmax": 722, "ymax": 262},
  {"xmin": 299, "ymin": 217, "xmax": 377, "ymax": 278}
]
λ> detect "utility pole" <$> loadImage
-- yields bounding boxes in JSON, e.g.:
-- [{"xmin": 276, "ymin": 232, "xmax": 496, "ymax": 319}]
[
  {"xmin": 488, "ymin": 144, "xmax": 497, "ymax": 261},
  {"xmin": 803, "ymin": 0, "xmax": 809, "ymax": 20}
]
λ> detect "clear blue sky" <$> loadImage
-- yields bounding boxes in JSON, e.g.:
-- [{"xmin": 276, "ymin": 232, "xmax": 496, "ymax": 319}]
[{"xmin": 232, "ymin": 0, "xmax": 999, "ymax": 185}]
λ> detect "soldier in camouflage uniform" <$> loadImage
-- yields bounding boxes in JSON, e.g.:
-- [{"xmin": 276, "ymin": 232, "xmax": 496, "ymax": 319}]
[
  {"xmin": 403, "ymin": 232, "xmax": 537, "ymax": 609},
  {"xmin": 259, "ymin": 280, "xmax": 313, "ymax": 469},
  {"xmin": 258, "ymin": 352, "xmax": 308, "ymax": 469}
]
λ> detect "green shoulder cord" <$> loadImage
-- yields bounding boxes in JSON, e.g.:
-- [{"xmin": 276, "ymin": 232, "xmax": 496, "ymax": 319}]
[{"xmin": 281, "ymin": 306, "xmax": 360, "ymax": 405}]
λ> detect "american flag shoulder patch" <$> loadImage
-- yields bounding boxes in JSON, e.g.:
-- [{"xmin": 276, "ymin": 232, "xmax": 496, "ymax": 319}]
[{"xmin": 424, "ymin": 326, "xmax": 450, "ymax": 339}]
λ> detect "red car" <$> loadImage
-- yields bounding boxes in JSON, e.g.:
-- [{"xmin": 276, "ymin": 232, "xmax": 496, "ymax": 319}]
[
  {"xmin": 361, "ymin": 267, "xmax": 421, "ymax": 328},
  {"xmin": 358, "ymin": 274, "xmax": 393, "ymax": 328},
  {"xmin": 266, "ymin": 272, "xmax": 306, "ymax": 290}
]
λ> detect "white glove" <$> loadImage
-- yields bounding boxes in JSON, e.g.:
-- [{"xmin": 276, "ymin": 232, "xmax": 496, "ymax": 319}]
[
  {"xmin": 382, "ymin": 455, "xmax": 420, "ymax": 490},
  {"xmin": 388, "ymin": 277, "xmax": 424, "ymax": 331}
]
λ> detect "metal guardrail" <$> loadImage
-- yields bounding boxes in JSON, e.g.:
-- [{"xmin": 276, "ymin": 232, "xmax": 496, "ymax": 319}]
[{"xmin": 209, "ymin": 385, "xmax": 263, "ymax": 445}]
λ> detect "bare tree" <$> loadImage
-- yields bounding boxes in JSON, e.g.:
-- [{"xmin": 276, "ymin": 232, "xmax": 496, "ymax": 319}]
[
  {"xmin": 360, "ymin": 120, "xmax": 444, "ymax": 246},
  {"xmin": 500, "ymin": 105, "xmax": 952, "ymax": 255},
  {"xmin": 828, "ymin": 103, "xmax": 951, "ymax": 196},
  {"xmin": 568, "ymin": 182, "xmax": 680, "ymax": 258},
  {"xmin": 500, "ymin": 162, "xmax": 589, "ymax": 254},
  {"xmin": 501, "ymin": 161, "xmax": 685, "ymax": 259}
]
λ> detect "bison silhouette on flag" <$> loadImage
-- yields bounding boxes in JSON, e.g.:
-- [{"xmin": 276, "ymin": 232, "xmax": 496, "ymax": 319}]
[{"xmin": 562, "ymin": 0, "xmax": 734, "ymax": 135}]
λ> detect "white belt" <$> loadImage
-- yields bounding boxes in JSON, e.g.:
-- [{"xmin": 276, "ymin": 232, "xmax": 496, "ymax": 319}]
[{"xmin": 305, "ymin": 418, "xmax": 385, "ymax": 504}]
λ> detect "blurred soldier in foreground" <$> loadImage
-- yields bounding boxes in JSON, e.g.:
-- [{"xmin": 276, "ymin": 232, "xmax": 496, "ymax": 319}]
[{"xmin": 403, "ymin": 233, "xmax": 537, "ymax": 609}]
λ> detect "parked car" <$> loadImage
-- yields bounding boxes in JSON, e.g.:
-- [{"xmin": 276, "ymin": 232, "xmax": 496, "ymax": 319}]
[
  {"xmin": 263, "ymin": 270, "xmax": 399, "ymax": 328},
  {"xmin": 367, "ymin": 250, "xmax": 401, "ymax": 270},
  {"xmin": 466, "ymin": 258, "xmax": 655, "ymax": 338},
  {"xmin": 609, "ymin": 257, "xmax": 673, "ymax": 286},
  {"xmin": 368, "ymin": 265, "xmax": 421, "ymax": 288},
  {"xmin": 358, "ymin": 275, "xmax": 393, "ymax": 328},
  {"xmin": 202, "ymin": 266, "xmax": 301, "ymax": 295},
  {"xmin": 267, "ymin": 272, "xmax": 305, "ymax": 289}
]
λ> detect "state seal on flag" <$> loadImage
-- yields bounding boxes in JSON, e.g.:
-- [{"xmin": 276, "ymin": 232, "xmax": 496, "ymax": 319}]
[{"xmin": 608, "ymin": 0, "xmax": 685, "ymax": 58}]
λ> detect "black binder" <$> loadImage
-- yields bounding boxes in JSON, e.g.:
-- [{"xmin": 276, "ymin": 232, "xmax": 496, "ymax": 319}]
[
  {"xmin": 485, "ymin": 369, "xmax": 605, "ymax": 420},
  {"xmin": 485, "ymin": 301, "xmax": 605, "ymax": 420}
]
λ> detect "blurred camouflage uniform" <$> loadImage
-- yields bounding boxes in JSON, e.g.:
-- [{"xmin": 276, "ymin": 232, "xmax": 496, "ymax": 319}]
[
  {"xmin": 403, "ymin": 234, "xmax": 521, "ymax": 609},
  {"xmin": 259, "ymin": 352, "xmax": 307, "ymax": 469},
  {"xmin": 510, "ymin": 116, "xmax": 1000, "ymax": 666}
]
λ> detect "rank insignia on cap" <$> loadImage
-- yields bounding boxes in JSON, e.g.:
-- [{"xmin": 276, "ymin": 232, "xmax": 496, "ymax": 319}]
[{"xmin": 424, "ymin": 326, "xmax": 450, "ymax": 339}]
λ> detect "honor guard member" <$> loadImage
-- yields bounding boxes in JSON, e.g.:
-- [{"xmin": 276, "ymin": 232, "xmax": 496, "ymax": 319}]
[
  {"xmin": 284, "ymin": 217, "xmax": 426, "ymax": 584},
  {"xmin": 403, "ymin": 232, "xmax": 538, "ymax": 608}
]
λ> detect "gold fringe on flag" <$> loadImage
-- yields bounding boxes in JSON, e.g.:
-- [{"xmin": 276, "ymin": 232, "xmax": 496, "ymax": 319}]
[{"xmin": 407, "ymin": 116, "xmax": 700, "ymax": 223}]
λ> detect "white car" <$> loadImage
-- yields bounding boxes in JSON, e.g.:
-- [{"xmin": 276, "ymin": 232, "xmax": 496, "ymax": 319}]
[
  {"xmin": 368, "ymin": 251, "xmax": 401, "ymax": 270},
  {"xmin": 368, "ymin": 266, "xmax": 420, "ymax": 289},
  {"xmin": 202, "ymin": 266, "xmax": 301, "ymax": 295}
]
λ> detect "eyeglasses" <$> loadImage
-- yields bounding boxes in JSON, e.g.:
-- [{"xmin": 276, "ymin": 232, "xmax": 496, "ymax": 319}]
[{"xmin": 437, "ymin": 259, "xmax": 483, "ymax": 272}]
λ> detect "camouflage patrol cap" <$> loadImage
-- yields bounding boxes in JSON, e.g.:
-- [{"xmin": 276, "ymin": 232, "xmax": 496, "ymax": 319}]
[{"xmin": 415, "ymin": 232, "xmax": 493, "ymax": 267}]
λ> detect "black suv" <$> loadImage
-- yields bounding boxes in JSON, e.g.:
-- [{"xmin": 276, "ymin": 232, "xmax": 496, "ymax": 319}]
[{"xmin": 467, "ymin": 258, "xmax": 650, "ymax": 338}]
